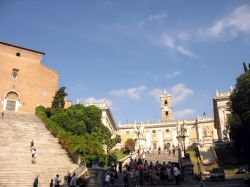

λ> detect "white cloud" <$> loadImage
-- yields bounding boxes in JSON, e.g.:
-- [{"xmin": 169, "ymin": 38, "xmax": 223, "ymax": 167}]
[
  {"xmin": 148, "ymin": 83, "xmax": 193, "ymax": 104},
  {"xmin": 170, "ymin": 83, "xmax": 194, "ymax": 104},
  {"xmin": 166, "ymin": 71, "xmax": 181, "ymax": 79},
  {"xmin": 147, "ymin": 11, "xmax": 168, "ymax": 23},
  {"xmin": 78, "ymin": 97, "xmax": 112, "ymax": 107},
  {"xmin": 134, "ymin": 20, "xmax": 145, "ymax": 28},
  {"xmin": 178, "ymin": 32, "xmax": 190, "ymax": 41},
  {"xmin": 161, "ymin": 33, "xmax": 196, "ymax": 58},
  {"xmin": 201, "ymin": 5, "xmax": 250, "ymax": 39},
  {"xmin": 176, "ymin": 46, "xmax": 195, "ymax": 58},
  {"xmin": 148, "ymin": 88, "xmax": 162, "ymax": 102},
  {"xmin": 174, "ymin": 109, "xmax": 195, "ymax": 119},
  {"xmin": 162, "ymin": 33, "xmax": 175, "ymax": 48},
  {"xmin": 109, "ymin": 86, "xmax": 147, "ymax": 100}
]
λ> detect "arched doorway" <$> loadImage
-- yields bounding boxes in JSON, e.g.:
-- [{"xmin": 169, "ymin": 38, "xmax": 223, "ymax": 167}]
[{"xmin": 4, "ymin": 91, "xmax": 19, "ymax": 111}]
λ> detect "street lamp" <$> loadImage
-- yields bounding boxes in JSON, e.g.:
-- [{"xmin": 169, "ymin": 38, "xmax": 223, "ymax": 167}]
[{"xmin": 182, "ymin": 134, "xmax": 186, "ymax": 155}]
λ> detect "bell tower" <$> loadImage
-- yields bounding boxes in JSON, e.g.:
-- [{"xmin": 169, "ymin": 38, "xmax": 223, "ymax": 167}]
[{"xmin": 160, "ymin": 89, "xmax": 173, "ymax": 122}]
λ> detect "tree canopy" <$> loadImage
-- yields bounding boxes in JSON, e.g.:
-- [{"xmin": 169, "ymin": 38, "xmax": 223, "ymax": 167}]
[
  {"xmin": 51, "ymin": 87, "xmax": 68, "ymax": 110},
  {"xmin": 228, "ymin": 70, "xmax": 250, "ymax": 160},
  {"xmin": 36, "ymin": 103, "xmax": 117, "ymax": 166},
  {"xmin": 123, "ymin": 138, "xmax": 135, "ymax": 153},
  {"xmin": 50, "ymin": 104, "xmax": 116, "ymax": 148}
]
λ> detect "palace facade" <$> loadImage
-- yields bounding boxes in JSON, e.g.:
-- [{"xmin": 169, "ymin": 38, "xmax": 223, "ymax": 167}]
[
  {"xmin": 0, "ymin": 42, "xmax": 59, "ymax": 113},
  {"xmin": 86, "ymin": 89, "xmax": 231, "ymax": 150}
]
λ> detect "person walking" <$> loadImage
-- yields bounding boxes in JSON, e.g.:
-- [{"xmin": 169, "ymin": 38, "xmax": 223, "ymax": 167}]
[
  {"xmin": 30, "ymin": 140, "xmax": 35, "ymax": 150},
  {"xmin": 67, "ymin": 171, "xmax": 72, "ymax": 185},
  {"xmin": 49, "ymin": 179, "xmax": 53, "ymax": 187},
  {"xmin": 54, "ymin": 174, "xmax": 61, "ymax": 187},
  {"xmin": 70, "ymin": 172, "xmax": 77, "ymax": 187},
  {"xmin": 33, "ymin": 175, "xmax": 39, "ymax": 187},
  {"xmin": 173, "ymin": 166, "xmax": 180, "ymax": 185},
  {"xmin": 158, "ymin": 147, "xmax": 161, "ymax": 155},
  {"xmin": 1, "ymin": 111, "xmax": 4, "ymax": 119},
  {"xmin": 123, "ymin": 171, "xmax": 129, "ymax": 187},
  {"xmin": 104, "ymin": 173, "xmax": 110, "ymax": 187},
  {"xmin": 31, "ymin": 148, "xmax": 37, "ymax": 164},
  {"xmin": 118, "ymin": 162, "xmax": 123, "ymax": 174}
]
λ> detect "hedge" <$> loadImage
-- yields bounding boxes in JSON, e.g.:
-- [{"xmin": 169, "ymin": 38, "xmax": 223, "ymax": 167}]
[{"xmin": 36, "ymin": 106, "xmax": 109, "ymax": 166}]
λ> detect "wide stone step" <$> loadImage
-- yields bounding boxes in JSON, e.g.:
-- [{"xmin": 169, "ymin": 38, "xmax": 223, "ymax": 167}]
[{"xmin": 0, "ymin": 112, "xmax": 78, "ymax": 187}]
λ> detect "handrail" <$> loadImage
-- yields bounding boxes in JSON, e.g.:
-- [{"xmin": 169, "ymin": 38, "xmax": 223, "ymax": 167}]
[
  {"xmin": 119, "ymin": 152, "xmax": 138, "ymax": 167},
  {"xmin": 71, "ymin": 162, "xmax": 87, "ymax": 178}
]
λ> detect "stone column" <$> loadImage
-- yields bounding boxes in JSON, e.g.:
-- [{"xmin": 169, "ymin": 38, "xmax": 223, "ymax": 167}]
[
  {"xmin": 172, "ymin": 130, "xmax": 177, "ymax": 146},
  {"xmin": 198, "ymin": 126, "xmax": 203, "ymax": 144},
  {"xmin": 158, "ymin": 129, "xmax": 163, "ymax": 148}
]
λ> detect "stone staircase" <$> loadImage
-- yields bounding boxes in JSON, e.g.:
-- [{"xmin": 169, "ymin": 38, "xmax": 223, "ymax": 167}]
[
  {"xmin": 0, "ymin": 112, "xmax": 78, "ymax": 187},
  {"xmin": 198, "ymin": 146, "xmax": 217, "ymax": 165},
  {"xmin": 144, "ymin": 151, "xmax": 179, "ymax": 163}
]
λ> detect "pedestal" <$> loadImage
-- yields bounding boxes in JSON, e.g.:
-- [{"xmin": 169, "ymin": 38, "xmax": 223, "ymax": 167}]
[
  {"xmin": 182, "ymin": 161, "xmax": 194, "ymax": 182},
  {"xmin": 135, "ymin": 138, "xmax": 146, "ymax": 155},
  {"xmin": 87, "ymin": 166, "xmax": 109, "ymax": 187},
  {"xmin": 203, "ymin": 135, "xmax": 213, "ymax": 146}
]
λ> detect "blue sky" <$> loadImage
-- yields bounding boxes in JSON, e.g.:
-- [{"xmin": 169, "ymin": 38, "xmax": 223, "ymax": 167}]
[{"xmin": 1, "ymin": 0, "xmax": 250, "ymax": 123}]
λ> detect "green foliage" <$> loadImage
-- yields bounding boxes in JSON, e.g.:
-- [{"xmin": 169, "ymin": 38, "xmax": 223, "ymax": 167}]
[
  {"xmin": 186, "ymin": 149, "xmax": 199, "ymax": 176},
  {"xmin": 114, "ymin": 135, "xmax": 121, "ymax": 144},
  {"xmin": 228, "ymin": 71, "xmax": 250, "ymax": 160},
  {"xmin": 107, "ymin": 153, "xmax": 117, "ymax": 166},
  {"xmin": 111, "ymin": 150, "xmax": 128, "ymax": 161},
  {"xmin": 51, "ymin": 87, "xmax": 68, "ymax": 110},
  {"xmin": 36, "ymin": 105, "xmax": 115, "ymax": 166},
  {"xmin": 123, "ymin": 138, "xmax": 135, "ymax": 153}
]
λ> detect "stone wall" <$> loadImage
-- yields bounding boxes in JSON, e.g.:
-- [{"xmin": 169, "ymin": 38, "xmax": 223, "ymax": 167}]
[{"xmin": 0, "ymin": 42, "xmax": 59, "ymax": 113}]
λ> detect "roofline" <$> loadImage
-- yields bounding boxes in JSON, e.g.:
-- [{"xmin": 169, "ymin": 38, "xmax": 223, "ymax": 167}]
[
  {"xmin": 0, "ymin": 41, "xmax": 45, "ymax": 55},
  {"xmin": 41, "ymin": 64, "xmax": 59, "ymax": 75}
]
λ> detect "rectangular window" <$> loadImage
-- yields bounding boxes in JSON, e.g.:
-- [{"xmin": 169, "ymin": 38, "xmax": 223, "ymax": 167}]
[
  {"xmin": 166, "ymin": 129, "xmax": 170, "ymax": 133},
  {"xmin": 152, "ymin": 130, "xmax": 156, "ymax": 133}
]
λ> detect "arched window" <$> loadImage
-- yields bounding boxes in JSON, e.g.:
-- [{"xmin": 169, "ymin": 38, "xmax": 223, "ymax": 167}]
[
  {"xmin": 5, "ymin": 91, "xmax": 19, "ymax": 100},
  {"xmin": 5, "ymin": 91, "xmax": 19, "ymax": 111}
]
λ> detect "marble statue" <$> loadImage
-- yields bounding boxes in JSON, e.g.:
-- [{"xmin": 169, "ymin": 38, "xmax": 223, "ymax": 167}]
[
  {"xmin": 139, "ymin": 123, "xmax": 144, "ymax": 138},
  {"xmin": 134, "ymin": 123, "xmax": 145, "ymax": 139}
]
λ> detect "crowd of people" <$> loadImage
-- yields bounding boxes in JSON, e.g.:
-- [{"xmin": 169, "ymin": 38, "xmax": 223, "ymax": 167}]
[
  {"xmin": 31, "ymin": 140, "xmax": 180, "ymax": 186},
  {"xmin": 144, "ymin": 145, "xmax": 178, "ymax": 157},
  {"xmin": 103, "ymin": 157, "xmax": 181, "ymax": 187},
  {"xmin": 33, "ymin": 173, "xmax": 65, "ymax": 187}
]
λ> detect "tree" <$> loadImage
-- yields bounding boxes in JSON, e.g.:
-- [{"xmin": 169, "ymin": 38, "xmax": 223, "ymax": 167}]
[
  {"xmin": 228, "ymin": 70, "xmax": 250, "ymax": 161},
  {"xmin": 124, "ymin": 138, "xmax": 135, "ymax": 153},
  {"xmin": 51, "ymin": 87, "xmax": 68, "ymax": 110},
  {"xmin": 114, "ymin": 135, "xmax": 121, "ymax": 144}
]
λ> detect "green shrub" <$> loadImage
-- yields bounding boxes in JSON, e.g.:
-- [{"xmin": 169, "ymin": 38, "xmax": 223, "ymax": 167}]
[{"xmin": 36, "ymin": 105, "xmax": 110, "ymax": 165}]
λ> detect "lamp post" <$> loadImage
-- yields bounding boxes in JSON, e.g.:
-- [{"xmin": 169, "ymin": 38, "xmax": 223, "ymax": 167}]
[{"xmin": 182, "ymin": 135, "xmax": 186, "ymax": 155}]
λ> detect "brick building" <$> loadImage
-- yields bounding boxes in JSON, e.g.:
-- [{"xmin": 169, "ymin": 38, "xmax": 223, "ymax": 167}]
[{"xmin": 0, "ymin": 42, "xmax": 59, "ymax": 113}]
